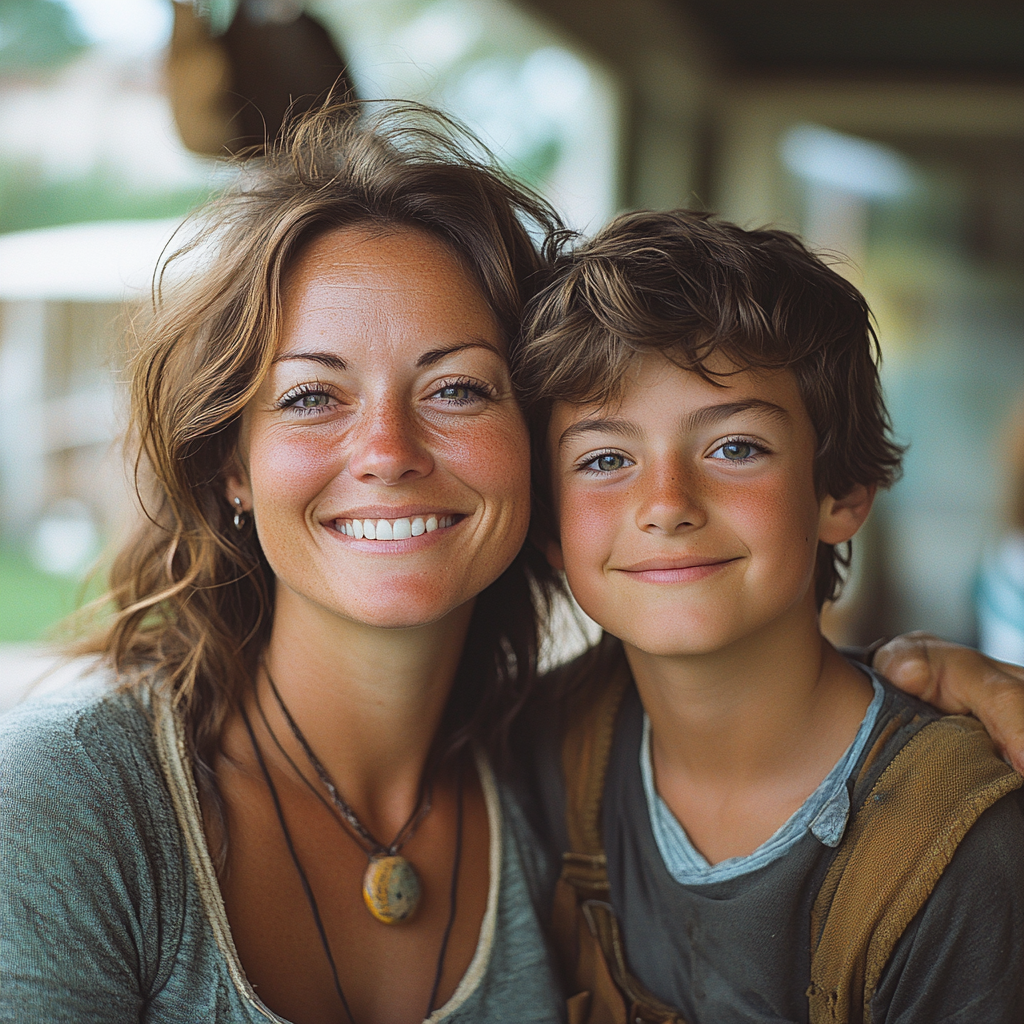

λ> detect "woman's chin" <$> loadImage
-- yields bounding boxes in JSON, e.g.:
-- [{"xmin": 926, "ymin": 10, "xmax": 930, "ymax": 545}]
[{"xmin": 275, "ymin": 579, "xmax": 474, "ymax": 634}]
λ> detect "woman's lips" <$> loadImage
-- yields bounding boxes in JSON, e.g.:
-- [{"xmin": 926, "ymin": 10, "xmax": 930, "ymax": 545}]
[
  {"xmin": 331, "ymin": 513, "xmax": 462, "ymax": 542},
  {"xmin": 616, "ymin": 557, "xmax": 739, "ymax": 583}
]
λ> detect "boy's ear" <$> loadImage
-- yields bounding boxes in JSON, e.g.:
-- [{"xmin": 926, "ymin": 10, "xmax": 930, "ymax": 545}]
[
  {"xmin": 541, "ymin": 536, "xmax": 565, "ymax": 572},
  {"xmin": 818, "ymin": 483, "xmax": 876, "ymax": 546}
]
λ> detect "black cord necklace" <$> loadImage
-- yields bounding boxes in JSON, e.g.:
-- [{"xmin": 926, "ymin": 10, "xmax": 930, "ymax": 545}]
[
  {"xmin": 263, "ymin": 667, "xmax": 434, "ymax": 925},
  {"xmin": 239, "ymin": 689, "xmax": 464, "ymax": 1022}
]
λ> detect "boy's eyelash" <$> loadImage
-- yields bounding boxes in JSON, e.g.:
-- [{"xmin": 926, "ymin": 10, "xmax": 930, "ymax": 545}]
[
  {"xmin": 575, "ymin": 449, "xmax": 633, "ymax": 473},
  {"xmin": 711, "ymin": 435, "xmax": 771, "ymax": 459}
]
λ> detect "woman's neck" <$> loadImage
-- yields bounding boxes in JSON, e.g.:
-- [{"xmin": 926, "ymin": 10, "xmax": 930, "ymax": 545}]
[{"xmin": 250, "ymin": 584, "xmax": 476, "ymax": 839}]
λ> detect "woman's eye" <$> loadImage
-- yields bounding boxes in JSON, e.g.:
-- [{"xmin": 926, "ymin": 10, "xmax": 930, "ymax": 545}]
[
  {"xmin": 437, "ymin": 385, "xmax": 474, "ymax": 402},
  {"xmin": 582, "ymin": 452, "xmax": 633, "ymax": 473},
  {"xmin": 709, "ymin": 440, "xmax": 763, "ymax": 462},
  {"xmin": 296, "ymin": 393, "xmax": 331, "ymax": 409},
  {"xmin": 431, "ymin": 380, "xmax": 492, "ymax": 406},
  {"xmin": 279, "ymin": 389, "xmax": 336, "ymax": 415}
]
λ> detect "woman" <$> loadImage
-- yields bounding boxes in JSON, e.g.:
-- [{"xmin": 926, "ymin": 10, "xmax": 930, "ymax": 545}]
[
  {"xmin": 0, "ymin": 104, "xmax": 1019, "ymax": 1024},
  {"xmin": 1, "ymin": 104, "xmax": 566, "ymax": 1024}
]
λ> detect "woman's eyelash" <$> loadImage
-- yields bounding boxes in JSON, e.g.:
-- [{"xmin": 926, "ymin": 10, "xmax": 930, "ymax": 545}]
[
  {"xmin": 276, "ymin": 382, "xmax": 338, "ymax": 414},
  {"xmin": 432, "ymin": 377, "xmax": 496, "ymax": 405}
]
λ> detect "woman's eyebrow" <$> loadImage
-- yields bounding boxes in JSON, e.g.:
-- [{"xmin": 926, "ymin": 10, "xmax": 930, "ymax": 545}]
[
  {"xmin": 416, "ymin": 340, "xmax": 502, "ymax": 367},
  {"xmin": 272, "ymin": 351, "xmax": 348, "ymax": 371}
]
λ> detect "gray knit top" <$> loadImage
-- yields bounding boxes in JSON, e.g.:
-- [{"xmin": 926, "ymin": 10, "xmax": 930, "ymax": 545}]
[{"xmin": 0, "ymin": 671, "xmax": 564, "ymax": 1023}]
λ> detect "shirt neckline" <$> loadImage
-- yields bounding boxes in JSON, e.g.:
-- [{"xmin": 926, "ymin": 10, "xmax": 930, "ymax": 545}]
[
  {"xmin": 640, "ymin": 670, "xmax": 886, "ymax": 886},
  {"xmin": 151, "ymin": 690, "xmax": 502, "ymax": 1023}
]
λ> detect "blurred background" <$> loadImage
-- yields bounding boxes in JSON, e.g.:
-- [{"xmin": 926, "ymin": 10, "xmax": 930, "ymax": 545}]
[{"xmin": 1, "ymin": 0, "xmax": 1022, "ymax": 695}]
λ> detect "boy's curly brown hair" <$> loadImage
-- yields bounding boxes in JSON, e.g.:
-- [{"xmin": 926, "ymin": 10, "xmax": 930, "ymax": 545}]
[{"xmin": 517, "ymin": 208, "xmax": 905, "ymax": 607}]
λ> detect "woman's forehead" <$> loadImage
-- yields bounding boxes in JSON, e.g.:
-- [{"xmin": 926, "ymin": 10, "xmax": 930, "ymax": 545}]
[{"xmin": 275, "ymin": 225, "xmax": 506, "ymax": 363}]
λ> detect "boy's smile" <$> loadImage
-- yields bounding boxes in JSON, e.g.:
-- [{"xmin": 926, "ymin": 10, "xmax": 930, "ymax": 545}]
[{"xmin": 547, "ymin": 352, "xmax": 863, "ymax": 659}]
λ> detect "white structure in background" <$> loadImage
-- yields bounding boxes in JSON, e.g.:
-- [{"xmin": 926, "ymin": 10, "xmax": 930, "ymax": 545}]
[
  {"xmin": 780, "ymin": 123, "xmax": 915, "ymax": 273},
  {"xmin": 0, "ymin": 218, "xmax": 182, "ymax": 554}
]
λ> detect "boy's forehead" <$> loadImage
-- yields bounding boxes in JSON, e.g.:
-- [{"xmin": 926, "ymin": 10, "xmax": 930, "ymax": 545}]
[{"xmin": 555, "ymin": 352, "xmax": 801, "ymax": 418}]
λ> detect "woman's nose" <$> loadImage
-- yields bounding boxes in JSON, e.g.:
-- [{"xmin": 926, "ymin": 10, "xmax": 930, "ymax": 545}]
[
  {"xmin": 346, "ymin": 399, "xmax": 434, "ymax": 484},
  {"xmin": 637, "ymin": 459, "xmax": 706, "ymax": 534}
]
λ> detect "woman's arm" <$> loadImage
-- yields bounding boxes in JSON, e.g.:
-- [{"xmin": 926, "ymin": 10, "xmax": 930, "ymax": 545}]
[{"xmin": 875, "ymin": 632, "xmax": 1024, "ymax": 772}]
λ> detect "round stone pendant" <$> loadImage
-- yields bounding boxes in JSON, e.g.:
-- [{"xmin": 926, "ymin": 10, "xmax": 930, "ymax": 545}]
[{"xmin": 362, "ymin": 854, "xmax": 422, "ymax": 924}]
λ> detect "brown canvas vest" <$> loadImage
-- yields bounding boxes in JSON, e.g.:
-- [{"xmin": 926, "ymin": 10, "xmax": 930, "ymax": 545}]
[{"xmin": 551, "ymin": 659, "xmax": 1022, "ymax": 1024}]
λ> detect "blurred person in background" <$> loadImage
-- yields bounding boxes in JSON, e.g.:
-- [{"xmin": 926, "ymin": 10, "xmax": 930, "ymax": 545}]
[{"xmin": 978, "ymin": 395, "xmax": 1024, "ymax": 665}]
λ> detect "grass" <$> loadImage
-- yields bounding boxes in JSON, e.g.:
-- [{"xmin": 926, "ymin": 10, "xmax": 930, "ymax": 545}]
[{"xmin": 0, "ymin": 546, "xmax": 107, "ymax": 644}]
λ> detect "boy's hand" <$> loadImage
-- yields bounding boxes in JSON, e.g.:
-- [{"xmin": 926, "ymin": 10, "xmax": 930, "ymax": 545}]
[{"xmin": 875, "ymin": 632, "xmax": 1024, "ymax": 773}]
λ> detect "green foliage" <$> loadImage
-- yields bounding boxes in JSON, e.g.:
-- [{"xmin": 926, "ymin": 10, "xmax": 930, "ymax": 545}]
[
  {"xmin": 0, "ymin": 0, "xmax": 87, "ymax": 74},
  {"xmin": 0, "ymin": 546, "xmax": 89, "ymax": 642},
  {"xmin": 0, "ymin": 163, "xmax": 212, "ymax": 233}
]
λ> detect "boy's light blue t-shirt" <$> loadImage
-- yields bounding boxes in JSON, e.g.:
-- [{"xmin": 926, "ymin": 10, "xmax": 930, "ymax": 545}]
[{"xmin": 0, "ymin": 672, "xmax": 565, "ymax": 1024}]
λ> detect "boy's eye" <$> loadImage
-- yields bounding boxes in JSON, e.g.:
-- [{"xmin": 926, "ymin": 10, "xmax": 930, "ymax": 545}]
[
  {"xmin": 709, "ymin": 439, "xmax": 765, "ymax": 462},
  {"xmin": 581, "ymin": 451, "xmax": 633, "ymax": 473}
]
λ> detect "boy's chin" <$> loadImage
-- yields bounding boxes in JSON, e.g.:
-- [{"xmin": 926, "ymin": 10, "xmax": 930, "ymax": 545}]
[{"xmin": 616, "ymin": 619, "xmax": 748, "ymax": 660}]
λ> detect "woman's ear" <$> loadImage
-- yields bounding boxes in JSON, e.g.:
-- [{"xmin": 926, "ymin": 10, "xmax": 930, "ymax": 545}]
[
  {"xmin": 818, "ymin": 483, "xmax": 876, "ymax": 546},
  {"xmin": 224, "ymin": 458, "xmax": 253, "ymax": 512}
]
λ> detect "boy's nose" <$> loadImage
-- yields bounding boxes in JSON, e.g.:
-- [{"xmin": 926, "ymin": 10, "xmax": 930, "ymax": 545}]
[
  {"xmin": 636, "ymin": 464, "xmax": 706, "ymax": 533},
  {"xmin": 346, "ymin": 399, "xmax": 434, "ymax": 484}
]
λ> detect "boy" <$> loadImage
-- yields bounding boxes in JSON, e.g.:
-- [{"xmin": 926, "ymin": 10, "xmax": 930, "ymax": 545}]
[{"xmin": 516, "ymin": 210, "xmax": 1024, "ymax": 1023}]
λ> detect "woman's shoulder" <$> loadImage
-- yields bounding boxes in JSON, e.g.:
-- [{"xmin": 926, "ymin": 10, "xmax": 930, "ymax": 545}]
[
  {"xmin": 0, "ymin": 662, "xmax": 153, "ymax": 766},
  {"xmin": 0, "ymin": 662, "xmax": 171, "ymax": 829}
]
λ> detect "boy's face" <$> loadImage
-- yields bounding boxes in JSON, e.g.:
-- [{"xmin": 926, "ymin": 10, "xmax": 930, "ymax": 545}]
[{"xmin": 546, "ymin": 352, "xmax": 871, "ymax": 658}]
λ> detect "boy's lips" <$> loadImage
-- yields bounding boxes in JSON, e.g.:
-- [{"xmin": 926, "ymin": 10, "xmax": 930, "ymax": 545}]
[{"xmin": 615, "ymin": 555, "xmax": 740, "ymax": 583}]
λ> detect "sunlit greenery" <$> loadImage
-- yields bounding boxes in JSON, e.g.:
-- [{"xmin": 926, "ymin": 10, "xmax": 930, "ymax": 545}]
[{"xmin": 0, "ymin": 0, "xmax": 85, "ymax": 73}]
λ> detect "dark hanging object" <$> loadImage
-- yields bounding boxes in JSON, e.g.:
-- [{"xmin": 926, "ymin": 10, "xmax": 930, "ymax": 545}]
[{"xmin": 167, "ymin": 1, "xmax": 357, "ymax": 157}]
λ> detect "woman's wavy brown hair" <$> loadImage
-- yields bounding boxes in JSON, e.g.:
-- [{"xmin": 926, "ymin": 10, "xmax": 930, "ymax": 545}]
[
  {"xmin": 518, "ymin": 208, "xmax": 905, "ymax": 608},
  {"xmin": 81, "ymin": 102, "xmax": 565, "ymax": 807}
]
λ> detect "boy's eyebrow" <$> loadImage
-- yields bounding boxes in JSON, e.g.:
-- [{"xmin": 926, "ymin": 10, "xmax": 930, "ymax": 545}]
[
  {"xmin": 558, "ymin": 418, "xmax": 644, "ymax": 449},
  {"xmin": 685, "ymin": 399, "xmax": 790, "ymax": 431},
  {"xmin": 558, "ymin": 399, "xmax": 789, "ymax": 450}
]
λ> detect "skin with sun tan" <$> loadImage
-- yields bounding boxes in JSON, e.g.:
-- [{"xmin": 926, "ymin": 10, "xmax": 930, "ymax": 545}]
[
  {"xmin": 546, "ymin": 353, "xmax": 878, "ymax": 864},
  {"xmin": 216, "ymin": 225, "xmax": 531, "ymax": 1024}
]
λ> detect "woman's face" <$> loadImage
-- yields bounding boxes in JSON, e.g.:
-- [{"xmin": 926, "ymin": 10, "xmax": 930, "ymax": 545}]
[{"xmin": 229, "ymin": 224, "xmax": 531, "ymax": 630}]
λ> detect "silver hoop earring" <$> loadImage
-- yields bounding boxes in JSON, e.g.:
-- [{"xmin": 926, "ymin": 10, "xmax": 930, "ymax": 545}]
[{"xmin": 232, "ymin": 496, "xmax": 248, "ymax": 531}]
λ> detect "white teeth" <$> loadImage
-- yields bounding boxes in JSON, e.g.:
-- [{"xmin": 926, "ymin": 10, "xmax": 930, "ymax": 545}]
[{"xmin": 336, "ymin": 515, "xmax": 456, "ymax": 541}]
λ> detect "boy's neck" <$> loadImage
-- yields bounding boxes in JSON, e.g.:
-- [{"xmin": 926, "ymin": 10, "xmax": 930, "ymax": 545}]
[{"xmin": 625, "ymin": 594, "xmax": 874, "ymax": 864}]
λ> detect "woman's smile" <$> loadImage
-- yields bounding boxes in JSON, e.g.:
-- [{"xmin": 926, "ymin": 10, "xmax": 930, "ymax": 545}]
[{"xmin": 329, "ymin": 511, "xmax": 463, "ymax": 545}]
